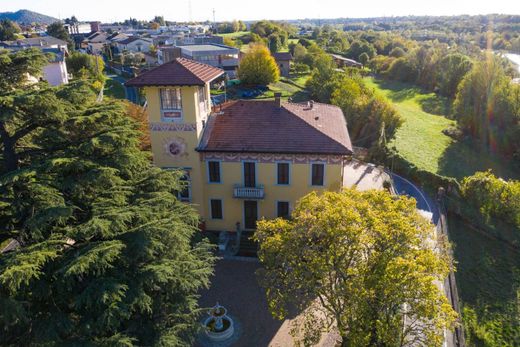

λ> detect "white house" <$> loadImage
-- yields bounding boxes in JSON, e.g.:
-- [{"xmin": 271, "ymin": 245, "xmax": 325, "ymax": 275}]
[
  {"xmin": 41, "ymin": 48, "xmax": 69, "ymax": 86},
  {"xmin": 116, "ymin": 37, "xmax": 153, "ymax": 53}
]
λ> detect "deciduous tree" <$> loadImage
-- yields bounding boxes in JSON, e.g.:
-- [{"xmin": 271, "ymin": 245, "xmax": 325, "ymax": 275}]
[
  {"xmin": 255, "ymin": 189, "xmax": 456, "ymax": 347},
  {"xmin": 237, "ymin": 44, "xmax": 279, "ymax": 85},
  {"xmin": 0, "ymin": 19, "xmax": 21, "ymax": 41}
]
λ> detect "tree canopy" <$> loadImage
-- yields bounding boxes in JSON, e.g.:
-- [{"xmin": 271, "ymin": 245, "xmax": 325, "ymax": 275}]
[
  {"xmin": 66, "ymin": 51, "xmax": 105, "ymax": 81},
  {"xmin": 46, "ymin": 21, "xmax": 73, "ymax": 48},
  {"xmin": 306, "ymin": 54, "xmax": 402, "ymax": 149},
  {"xmin": 0, "ymin": 49, "xmax": 215, "ymax": 346},
  {"xmin": 255, "ymin": 189, "xmax": 456, "ymax": 347},
  {"xmin": 0, "ymin": 19, "xmax": 21, "ymax": 41},
  {"xmin": 454, "ymin": 55, "xmax": 520, "ymax": 158},
  {"xmin": 237, "ymin": 44, "xmax": 280, "ymax": 86}
]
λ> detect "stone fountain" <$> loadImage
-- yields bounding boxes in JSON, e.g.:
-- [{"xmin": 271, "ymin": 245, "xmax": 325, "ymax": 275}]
[{"xmin": 203, "ymin": 302, "xmax": 235, "ymax": 342}]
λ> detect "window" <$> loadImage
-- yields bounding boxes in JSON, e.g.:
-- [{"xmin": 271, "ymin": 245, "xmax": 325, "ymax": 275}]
[
  {"xmin": 208, "ymin": 161, "xmax": 221, "ymax": 183},
  {"xmin": 210, "ymin": 199, "xmax": 223, "ymax": 219},
  {"xmin": 311, "ymin": 163, "xmax": 325, "ymax": 186},
  {"xmin": 277, "ymin": 162, "xmax": 290, "ymax": 185},
  {"xmin": 243, "ymin": 162, "xmax": 256, "ymax": 187},
  {"xmin": 277, "ymin": 201, "xmax": 290, "ymax": 219},
  {"xmin": 177, "ymin": 174, "xmax": 191, "ymax": 202},
  {"xmin": 198, "ymin": 86, "xmax": 208, "ymax": 113},
  {"xmin": 160, "ymin": 88, "xmax": 182, "ymax": 110}
]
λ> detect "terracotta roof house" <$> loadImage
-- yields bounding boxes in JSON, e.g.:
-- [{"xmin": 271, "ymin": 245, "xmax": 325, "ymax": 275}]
[
  {"xmin": 128, "ymin": 57, "xmax": 353, "ymax": 250},
  {"xmin": 198, "ymin": 99, "xmax": 352, "ymax": 155}
]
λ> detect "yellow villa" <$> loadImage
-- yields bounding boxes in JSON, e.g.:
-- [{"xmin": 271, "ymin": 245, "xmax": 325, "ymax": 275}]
[{"xmin": 126, "ymin": 58, "xmax": 354, "ymax": 251}]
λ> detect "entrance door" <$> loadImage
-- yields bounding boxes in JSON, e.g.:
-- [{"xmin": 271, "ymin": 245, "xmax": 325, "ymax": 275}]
[
  {"xmin": 244, "ymin": 200, "xmax": 258, "ymax": 230},
  {"xmin": 243, "ymin": 162, "xmax": 256, "ymax": 187}
]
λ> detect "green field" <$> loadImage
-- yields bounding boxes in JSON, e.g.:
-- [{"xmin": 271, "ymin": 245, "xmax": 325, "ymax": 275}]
[
  {"xmin": 216, "ymin": 31, "xmax": 249, "ymax": 38},
  {"xmin": 364, "ymin": 78, "xmax": 518, "ymax": 180}
]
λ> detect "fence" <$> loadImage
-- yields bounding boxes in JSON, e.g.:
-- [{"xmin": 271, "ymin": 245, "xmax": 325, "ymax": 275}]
[{"xmin": 438, "ymin": 198, "xmax": 466, "ymax": 347}]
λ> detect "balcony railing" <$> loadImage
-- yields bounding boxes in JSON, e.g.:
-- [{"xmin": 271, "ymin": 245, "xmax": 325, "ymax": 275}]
[{"xmin": 233, "ymin": 184, "xmax": 265, "ymax": 199}]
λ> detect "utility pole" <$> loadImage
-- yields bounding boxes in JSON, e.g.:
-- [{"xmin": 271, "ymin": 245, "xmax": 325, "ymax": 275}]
[{"xmin": 213, "ymin": 8, "xmax": 217, "ymax": 33}]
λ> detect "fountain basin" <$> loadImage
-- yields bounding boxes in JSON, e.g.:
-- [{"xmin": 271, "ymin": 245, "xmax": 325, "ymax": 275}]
[{"xmin": 203, "ymin": 316, "xmax": 235, "ymax": 341}]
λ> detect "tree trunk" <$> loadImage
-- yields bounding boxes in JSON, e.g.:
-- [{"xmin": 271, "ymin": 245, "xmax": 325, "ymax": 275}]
[{"xmin": 0, "ymin": 122, "xmax": 18, "ymax": 172}]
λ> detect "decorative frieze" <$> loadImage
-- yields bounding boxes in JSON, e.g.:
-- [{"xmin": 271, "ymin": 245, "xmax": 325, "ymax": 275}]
[
  {"xmin": 201, "ymin": 152, "xmax": 348, "ymax": 164},
  {"xmin": 149, "ymin": 122, "xmax": 196, "ymax": 132}
]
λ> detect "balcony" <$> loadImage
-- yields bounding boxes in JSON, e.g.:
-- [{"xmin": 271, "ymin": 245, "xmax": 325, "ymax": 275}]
[{"xmin": 233, "ymin": 184, "xmax": 265, "ymax": 199}]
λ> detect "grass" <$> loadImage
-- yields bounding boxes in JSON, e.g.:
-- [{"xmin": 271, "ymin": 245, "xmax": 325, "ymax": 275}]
[
  {"xmin": 287, "ymin": 74, "xmax": 310, "ymax": 88},
  {"xmin": 364, "ymin": 77, "xmax": 519, "ymax": 180},
  {"xmin": 448, "ymin": 213, "xmax": 520, "ymax": 343},
  {"xmin": 104, "ymin": 77, "xmax": 126, "ymax": 99},
  {"xmin": 228, "ymin": 78, "xmax": 310, "ymax": 103},
  {"xmin": 216, "ymin": 31, "xmax": 249, "ymax": 39}
]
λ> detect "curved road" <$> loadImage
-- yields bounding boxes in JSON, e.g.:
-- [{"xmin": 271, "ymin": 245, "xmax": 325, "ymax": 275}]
[
  {"xmin": 389, "ymin": 171, "xmax": 455, "ymax": 347},
  {"xmin": 390, "ymin": 172, "xmax": 439, "ymax": 224}
]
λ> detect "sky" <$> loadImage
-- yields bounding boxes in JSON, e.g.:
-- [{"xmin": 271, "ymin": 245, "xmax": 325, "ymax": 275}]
[{"xmin": 1, "ymin": 0, "xmax": 519, "ymax": 23}]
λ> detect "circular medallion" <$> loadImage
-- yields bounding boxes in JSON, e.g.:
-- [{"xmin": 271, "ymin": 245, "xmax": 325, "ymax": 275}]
[{"xmin": 164, "ymin": 137, "xmax": 187, "ymax": 158}]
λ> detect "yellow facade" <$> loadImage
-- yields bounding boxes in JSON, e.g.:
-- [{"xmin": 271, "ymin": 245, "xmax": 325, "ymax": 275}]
[{"xmin": 145, "ymin": 84, "xmax": 347, "ymax": 232}]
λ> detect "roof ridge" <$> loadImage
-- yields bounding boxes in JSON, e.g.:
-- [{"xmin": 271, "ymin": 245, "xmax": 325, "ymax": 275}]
[{"xmin": 175, "ymin": 57, "xmax": 206, "ymax": 84}]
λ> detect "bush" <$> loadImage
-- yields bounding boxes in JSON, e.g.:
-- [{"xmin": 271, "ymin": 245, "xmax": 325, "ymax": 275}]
[{"xmin": 461, "ymin": 171, "xmax": 520, "ymax": 228}]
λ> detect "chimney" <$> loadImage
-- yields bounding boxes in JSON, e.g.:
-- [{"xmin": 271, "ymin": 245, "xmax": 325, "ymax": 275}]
[{"xmin": 274, "ymin": 92, "xmax": 282, "ymax": 107}]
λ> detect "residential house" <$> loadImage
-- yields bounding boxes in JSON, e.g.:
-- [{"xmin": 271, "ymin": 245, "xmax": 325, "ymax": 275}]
[
  {"xmin": 273, "ymin": 52, "xmax": 293, "ymax": 77},
  {"xmin": 0, "ymin": 36, "xmax": 69, "ymax": 86},
  {"xmin": 125, "ymin": 59, "xmax": 353, "ymax": 247},
  {"xmin": 85, "ymin": 31, "xmax": 109, "ymax": 54},
  {"xmin": 0, "ymin": 36, "xmax": 68, "ymax": 51},
  {"xmin": 41, "ymin": 48, "xmax": 69, "ymax": 86},
  {"xmin": 116, "ymin": 37, "xmax": 153, "ymax": 53},
  {"xmin": 157, "ymin": 44, "xmax": 239, "ymax": 77},
  {"xmin": 330, "ymin": 53, "xmax": 363, "ymax": 68}
]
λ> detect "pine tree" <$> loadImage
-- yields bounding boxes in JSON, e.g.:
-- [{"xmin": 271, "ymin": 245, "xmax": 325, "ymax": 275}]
[{"xmin": 0, "ymin": 49, "xmax": 215, "ymax": 346}]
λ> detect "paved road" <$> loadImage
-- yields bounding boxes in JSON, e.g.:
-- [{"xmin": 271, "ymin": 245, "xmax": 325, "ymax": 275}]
[
  {"xmin": 390, "ymin": 172, "xmax": 440, "ymax": 224},
  {"xmin": 390, "ymin": 171, "xmax": 455, "ymax": 347}
]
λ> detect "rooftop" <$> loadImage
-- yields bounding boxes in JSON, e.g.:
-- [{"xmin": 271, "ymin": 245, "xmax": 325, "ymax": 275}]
[
  {"xmin": 180, "ymin": 44, "xmax": 235, "ymax": 52},
  {"xmin": 117, "ymin": 37, "xmax": 152, "ymax": 45},
  {"xmin": 125, "ymin": 57, "xmax": 224, "ymax": 87},
  {"xmin": 273, "ymin": 52, "xmax": 293, "ymax": 61},
  {"xmin": 0, "ymin": 36, "xmax": 68, "ymax": 48},
  {"xmin": 198, "ymin": 100, "xmax": 352, "ymax": 155}
]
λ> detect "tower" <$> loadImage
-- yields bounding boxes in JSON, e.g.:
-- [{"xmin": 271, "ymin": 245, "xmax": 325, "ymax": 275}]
[{"xmin": 125, "ymin": 58, "xmax": 224, "ymax": 215}]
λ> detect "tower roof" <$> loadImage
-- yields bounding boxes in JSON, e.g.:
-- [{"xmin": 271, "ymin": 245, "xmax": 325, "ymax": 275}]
[{"xmin": 125, "ymin": 58, "xmax": 224, "ymax": 87}]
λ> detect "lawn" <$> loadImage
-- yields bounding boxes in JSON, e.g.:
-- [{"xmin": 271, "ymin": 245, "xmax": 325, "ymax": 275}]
[
  {"xmin": 104, "ymin": 77, "xmax": 126, "ymax": 99},
  {"xmin": 364, "ymin": 77, "xmax": 518, "ymax": 180},
  {"xmin": 228, "ymin": 79, "xmax": 310, "ymax": 103},
  {"xmin": 286, "ymin": 74, "xmax": 310, "ymax": 88},
  {"xmin": 216, "ymin": 31, "xmax": 249, "ymax": 39},
  {"xmin": 448, "ymin": 214, "xmax": 520, "ymax": 343}
]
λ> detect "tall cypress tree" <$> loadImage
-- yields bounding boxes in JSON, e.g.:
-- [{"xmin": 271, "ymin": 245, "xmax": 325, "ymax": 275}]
[{"xmin": 0, "ymin": 49, "xmax": 215, "ymax": 346}]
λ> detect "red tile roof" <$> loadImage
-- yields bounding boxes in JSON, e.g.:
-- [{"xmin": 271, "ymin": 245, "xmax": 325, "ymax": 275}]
[
  {"xmin": 198, "ymin": 100, "xmax": 352, "ymax": 155},
  {"xmin": 125, "ymin": 58, "xmax": 224, "ymax": 87}
]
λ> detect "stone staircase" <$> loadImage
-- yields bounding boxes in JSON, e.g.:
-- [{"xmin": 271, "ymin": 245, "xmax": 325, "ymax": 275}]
[{"xmin": 236, "ymin": 230, "xmax": 258, "ymax": 257}]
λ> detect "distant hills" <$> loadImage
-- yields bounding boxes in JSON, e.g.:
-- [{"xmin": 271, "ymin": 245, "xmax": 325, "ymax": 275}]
[{"xmin": 0, "ymin": 9, "xmax": 58, "ymax": 25}]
